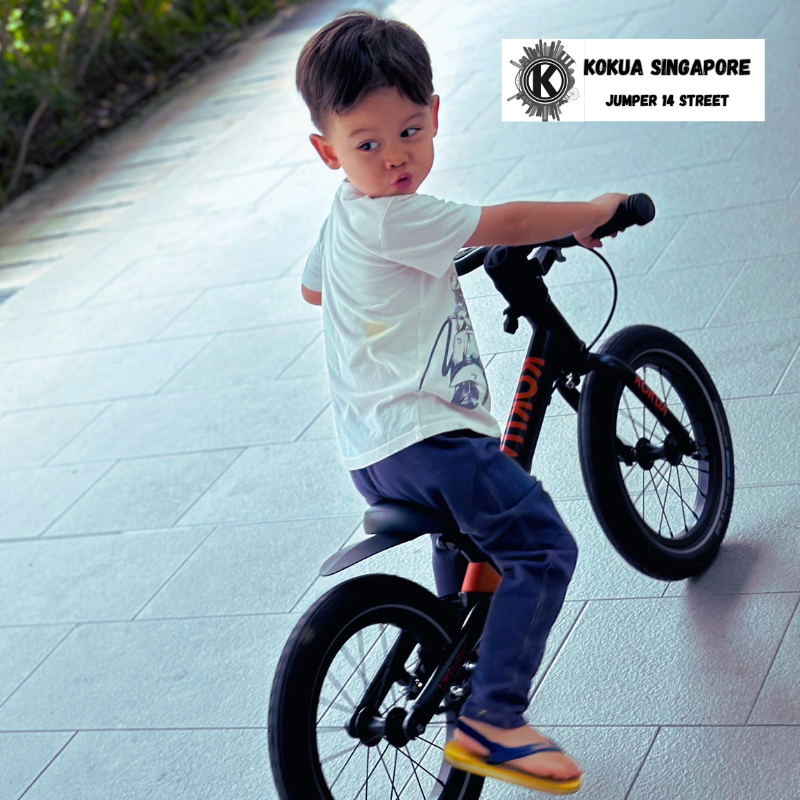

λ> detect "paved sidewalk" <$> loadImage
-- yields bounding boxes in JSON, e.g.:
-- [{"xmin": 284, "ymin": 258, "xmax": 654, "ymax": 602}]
[{"xmin": 0, "ymin": 0, "xmax": 798, "ymax": 797}]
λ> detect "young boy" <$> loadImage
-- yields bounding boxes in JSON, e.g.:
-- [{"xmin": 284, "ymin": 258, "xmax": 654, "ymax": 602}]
[{"xmin": 296, "ymin": 10, "xmax": 625, "ymax": 792}]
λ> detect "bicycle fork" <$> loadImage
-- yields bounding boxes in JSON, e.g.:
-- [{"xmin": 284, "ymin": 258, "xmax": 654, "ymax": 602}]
[{"xmin": 346, "ymin": 597, "xmax": 491, "ymax": 749}]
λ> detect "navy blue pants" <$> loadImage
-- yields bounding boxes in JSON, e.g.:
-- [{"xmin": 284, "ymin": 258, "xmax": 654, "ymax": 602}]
[{"xmin": 350, "ymin": 430, "xmax": 578, "ymax": 729}]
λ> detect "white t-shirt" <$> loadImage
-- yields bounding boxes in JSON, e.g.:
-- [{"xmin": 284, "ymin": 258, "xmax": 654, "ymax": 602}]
[{"xmin": 303, "ymin": 180, "xmax": 501, "ymax": 469}]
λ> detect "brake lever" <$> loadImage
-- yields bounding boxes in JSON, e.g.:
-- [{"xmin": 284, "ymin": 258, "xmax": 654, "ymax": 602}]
[{"xmin": 532, "ymin": 246, "xmax": 566, "ymax": 276}]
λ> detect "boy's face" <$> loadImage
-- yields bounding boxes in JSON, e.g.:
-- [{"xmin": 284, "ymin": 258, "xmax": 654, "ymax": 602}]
[{"xmin": 309, "ymin": 87, "xmax": 439, "ymax": 198}]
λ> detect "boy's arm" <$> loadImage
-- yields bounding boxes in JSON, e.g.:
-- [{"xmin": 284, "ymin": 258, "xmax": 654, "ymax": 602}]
[
  {"xmin": 302, "ymin": 284, "xmax": 322, "ymax": 306},
  {"xmin": 464, "ymin": 193, "xmax": 628, "ymax": 249},
  {"xmin": 301, "ymin": 216, "xmax": 327, "ymax": 306}
]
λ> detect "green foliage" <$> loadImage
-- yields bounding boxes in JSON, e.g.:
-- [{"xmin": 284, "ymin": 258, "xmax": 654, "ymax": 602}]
[{"xmin": 0, "ymin": 0, "xmax": 290, "ymax": 204}]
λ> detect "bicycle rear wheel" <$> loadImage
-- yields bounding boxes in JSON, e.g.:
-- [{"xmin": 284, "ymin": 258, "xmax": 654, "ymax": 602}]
[
  {"xmin": 268, "ymin": 574, "xmax": 484, "ymax": 800},
  {"xmin": 577, "ymin": 325, "xmax": 734, "ymax": 580}
]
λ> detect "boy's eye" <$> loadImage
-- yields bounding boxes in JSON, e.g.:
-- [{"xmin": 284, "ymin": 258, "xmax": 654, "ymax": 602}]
[
  {"xmin": 358, "ymin": 141, "xmax": 379, "ymax": 152},
  {"xmin": 401, "ymin": 127, "xmax": 421, "ymax": 138}
]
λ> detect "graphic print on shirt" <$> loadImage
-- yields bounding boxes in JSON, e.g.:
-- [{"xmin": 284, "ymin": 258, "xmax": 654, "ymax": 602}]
[{"xmin": 418, "ymin": 273, "xmax": 490, "ymax": 409}]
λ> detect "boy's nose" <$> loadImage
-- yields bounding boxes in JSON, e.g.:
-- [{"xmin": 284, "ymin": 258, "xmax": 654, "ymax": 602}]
[{"xmin": 385, "ymin": 150, "xmax": 407, "ymax": 169}]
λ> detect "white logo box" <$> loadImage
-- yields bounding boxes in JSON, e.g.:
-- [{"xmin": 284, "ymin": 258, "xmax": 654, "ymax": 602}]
[{"xmin": 502, "ymin": 39, "xmax": 764, "ymax": 122}]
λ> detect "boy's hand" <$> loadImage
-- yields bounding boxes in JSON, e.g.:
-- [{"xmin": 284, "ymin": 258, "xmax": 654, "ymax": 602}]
[
  {"xmin": 302, "ymin": 284, "xmax": 322, "ymax": 306},
  {"xmin": 573, "ymin": 193, "xmax": 629, "ymax": 249}
]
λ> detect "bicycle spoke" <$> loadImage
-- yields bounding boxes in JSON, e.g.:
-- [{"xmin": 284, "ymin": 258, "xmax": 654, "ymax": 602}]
[
  {"xmin": 622, "ymin": 391, "xmax": 641, "ymax": 437},
  {"xmin": 321, "ymin": 743, "xmax": 364, "ymax": 767},
  {"xmin": 330, "ymin": 741, "xmax": 363, "ymax": 790},
  {"xmin": 375, "ymin": 744, "xmax": 401, "ymax": 800},
  {"xmin": 680, "ymin": 463, "xmax": 708, "ymax": 497},
  {"xmin": 653, "ymin": 461, "xmax": 699, "ymax": 522},
  {"xmin": 676, "ymin": 466, "xmax": 689, "ymax": 532},
  {"xmin": 415, "ymin": 734, "xmax": 444, "ymax": 752},
  {"xmin": 651, "ymin": 463, "xmax": 675, "ymax": 538},
  {"xmin": 398, "ymin": 742, "xmax": 444, "ymax": 794},
  {"xmin": 321, "ymin": 625, "xmax": 392, "ymax": 724}
]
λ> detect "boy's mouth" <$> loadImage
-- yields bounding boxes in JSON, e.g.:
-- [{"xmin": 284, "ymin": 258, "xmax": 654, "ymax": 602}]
[{"xmin": 393, "ymin": 173, "xmax": 413, "ymax": 190}]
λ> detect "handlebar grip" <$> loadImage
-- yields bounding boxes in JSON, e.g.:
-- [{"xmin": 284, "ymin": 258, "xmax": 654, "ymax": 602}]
[{"xmin": 590, "ymin": 193, "xmax": 656, "ymax": 241}]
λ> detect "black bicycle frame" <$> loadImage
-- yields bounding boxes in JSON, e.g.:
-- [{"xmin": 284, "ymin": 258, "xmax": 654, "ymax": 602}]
[{"xmin": 483, "ymin": 245, "xmax": 697, "ymax": 472}]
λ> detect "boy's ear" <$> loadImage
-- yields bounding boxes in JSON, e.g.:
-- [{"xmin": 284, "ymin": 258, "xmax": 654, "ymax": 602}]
[
  {"xmin": 431, "ymin": 94, "xmax": 440, "ymax": 138},
  {"xmin": 309, "ymin": 133, "xmax": 341, "ymax": 170}
]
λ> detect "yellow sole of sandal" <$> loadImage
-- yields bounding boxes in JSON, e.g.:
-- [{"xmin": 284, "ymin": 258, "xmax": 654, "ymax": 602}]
[{"xmin": 443, "ymin": 742, "xmax": 582, "ymax": 794}]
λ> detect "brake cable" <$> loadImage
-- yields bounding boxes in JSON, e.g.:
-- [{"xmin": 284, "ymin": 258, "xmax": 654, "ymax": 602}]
[{"xmin": 584, "ymin": 245, "xmax": 618, "ymax": 351}]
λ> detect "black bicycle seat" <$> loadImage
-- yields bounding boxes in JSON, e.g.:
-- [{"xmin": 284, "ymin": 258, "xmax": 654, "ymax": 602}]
[{"xmin": 364, "ymin": 501, "xmax": 459, "ymax": 538}]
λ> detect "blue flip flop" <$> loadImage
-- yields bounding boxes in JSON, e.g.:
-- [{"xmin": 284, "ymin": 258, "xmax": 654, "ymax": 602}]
[{"xmin": 443, "ymin": 719, "xmax": 582, "ymax": 794}]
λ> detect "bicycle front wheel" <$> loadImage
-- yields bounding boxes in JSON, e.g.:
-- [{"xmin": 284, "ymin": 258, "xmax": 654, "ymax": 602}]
[
  {"xmin": 268, "ymin": 574, "xmax": 484, "ymax": 800},
  {"xmin": 577, "ymin": 325, "xmax": 734, "ymax": 580}
]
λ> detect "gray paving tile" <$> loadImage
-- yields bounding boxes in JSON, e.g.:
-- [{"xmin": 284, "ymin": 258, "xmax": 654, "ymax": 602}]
[
  {"xmin": 656, "ymin": 201, "xmax": 800, "ymax": 269},
  {"xmin": 0, "ymin": 463, "xmax": 111, "ymax": 540},
  {"xmin": 549, "ymin": 259, "xmax": 743, "ymax": 337},
  {"xmin": 725, "ymin": 394, "xmax": 800, "ymax": 486},
  {"xmin": 0, "ymin": 732, "xmax": 74, "ymax": 800},
  {"xmin": 161, "ymin": 322, "xmax": 321, "ymax": 393},
  {"xmin": 665, "ymin": 485, "xmax": 800, "ymax": 596},
  {"xmin": 51, "ymin": 377, "xmax": 328, "ymax": 462},
  {"xmin": 764, "ymin": 44, "xmax": 800, "ymax": 112},
  {"xmin": 432, "ymin": 115, "xmax": 584, "ymax": 174},
  {"xmin": 84, "ymin": 242, "xmax": 306, "ymax": 306},
  {"xmin": 628, "ymin": 726, "xmax": 800, "ymax": 800},
  {"xmin": 707, "ymin": 254, "xmax": 800, "ymax": 327},
  {"xmin": 0, "ymin": 403, "xmax": 107, "ymax": 471},
  {"xmin": 749, "ymin": 598, "xmax": 800, "ymax": 724},
  {"xmin": 422, "ymin": 157, "xmax": 523, "ymax": 206},
  {"xmin": 558, "ymin": 498, "xmax": 666, "ymax": 602},
  {"xmin": 0, "ymin": 626, "xmax": 72, "ymax": 705},
  {"xmin": 17, "ymin": 730, "xmax": 278, "ymax": 800},
  {"xmin": 0, "ymin": 294, "xmax": 199, "ymax": 360},
  {"xmin": 550, "ymin": 153, "xmax": 795, "ymax": 221},
  {"xmin": 0, "ymin": 337, "xmax": 213, "ymax": 412},
  {"xmin": 0, "ymin": 614, "xmax": 298, "ymax": 729},
  {"xmin": 278, "ymin": 330, "xmax": 325, "ymax": 379},
  {"xmin": 676, "ymin": 319, "xmax": 800, "ymax": 398},
  {"xmin": 139, "ymin": 516, "xmax": 360, "ymax": 619},
  {"xmin": 118, "ymin": 166, "xmax": 296, "ymax": 225},
  {"xmin": 296, "ymin": 401, "xmax": 335, "ymax": 441},
  {"xmin": 45, "ymin": 451, "xmax": 241, "ymax": 536},
  {"xmin": 776, "ymin": 347, "xmax": 800, "ymax": 394},
  {"xmin": 483, "ymin": 727, "xmax": 656, "ymax": 800},
  {"xmin": 758, "ymin": 0, "xmax": 800, "ymax": 42},
  {"xmin": 0, "ymin": 218, "xmax": 205, "ymax": 316},
  {"xmin": 615, "ymin": 0, "xmax": 781, "ymax": 37},
  {"xmin": 179, "ymin": 439, "xmax": 366, "ymax": 526},
  {"xmin": 735, "ymin": 106, "xmax": 800, "ymax": 171},
  {"xmin": 0, "ymin": 529, "xmax": 208, "ymax": 624},
  {"xmin": 528, "ymin": 593, "xmax": 799, "ymax": 725},
  {"xmin": 154, "ymin": 277, "xmax": 322, "ymax": 338},
  {"xmin": 485, "ymin": 124, "xmax": 751, "ymax": 201}
]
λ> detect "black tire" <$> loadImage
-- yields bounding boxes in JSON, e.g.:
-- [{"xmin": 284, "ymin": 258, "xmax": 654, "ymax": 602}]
[
  {"xmin": 577, "ymin": 325, "xmax": 734, "ymax": 580},
  {"xmin": 268, "ymin": 574, "xmax": 484, "ymax": 800}
]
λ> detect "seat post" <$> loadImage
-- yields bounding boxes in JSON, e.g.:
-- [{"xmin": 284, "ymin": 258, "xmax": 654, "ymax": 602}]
[{"xmin": 460, "ymin": 562, "xmax": 501, "ymax": 593}]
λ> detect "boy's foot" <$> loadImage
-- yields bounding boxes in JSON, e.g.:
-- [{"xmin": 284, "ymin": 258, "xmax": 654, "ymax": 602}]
[{"xmin": 455, "ymin": 716, "xmax": 582, "ymax": 782}]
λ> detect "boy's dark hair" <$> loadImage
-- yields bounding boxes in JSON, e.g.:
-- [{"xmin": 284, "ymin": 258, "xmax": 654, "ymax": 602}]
[{"xmin": 296, "ymin": 11, "xmax": 434, "ymax": 132}]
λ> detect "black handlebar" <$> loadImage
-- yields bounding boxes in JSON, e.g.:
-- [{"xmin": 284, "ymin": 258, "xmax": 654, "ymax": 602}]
[
  {"xmin": 590, "ymin": 193, "xmax": 655, "ymax": 240},
  {"xmin": 532, "ymin": 193, "xmax": 656, "ymax": 249},
  {"xmin": 454, "ymin": 193, "xmax": 656, "ymax": 276}
]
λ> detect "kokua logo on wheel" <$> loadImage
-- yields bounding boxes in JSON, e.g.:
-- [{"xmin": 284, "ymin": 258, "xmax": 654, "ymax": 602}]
[{"xmin": 509, "ymin": 40, "xmax": 577, "ymax": 121}]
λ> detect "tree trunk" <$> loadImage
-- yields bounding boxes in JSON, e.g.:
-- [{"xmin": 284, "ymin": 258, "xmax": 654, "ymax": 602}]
[
  {"xmin": 76, "ymin": 0, "xmax": 121, "ymax": 87},
  {"xmin": 5, "ymin": 97, "xmax": 50, "ymax": 199}
]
